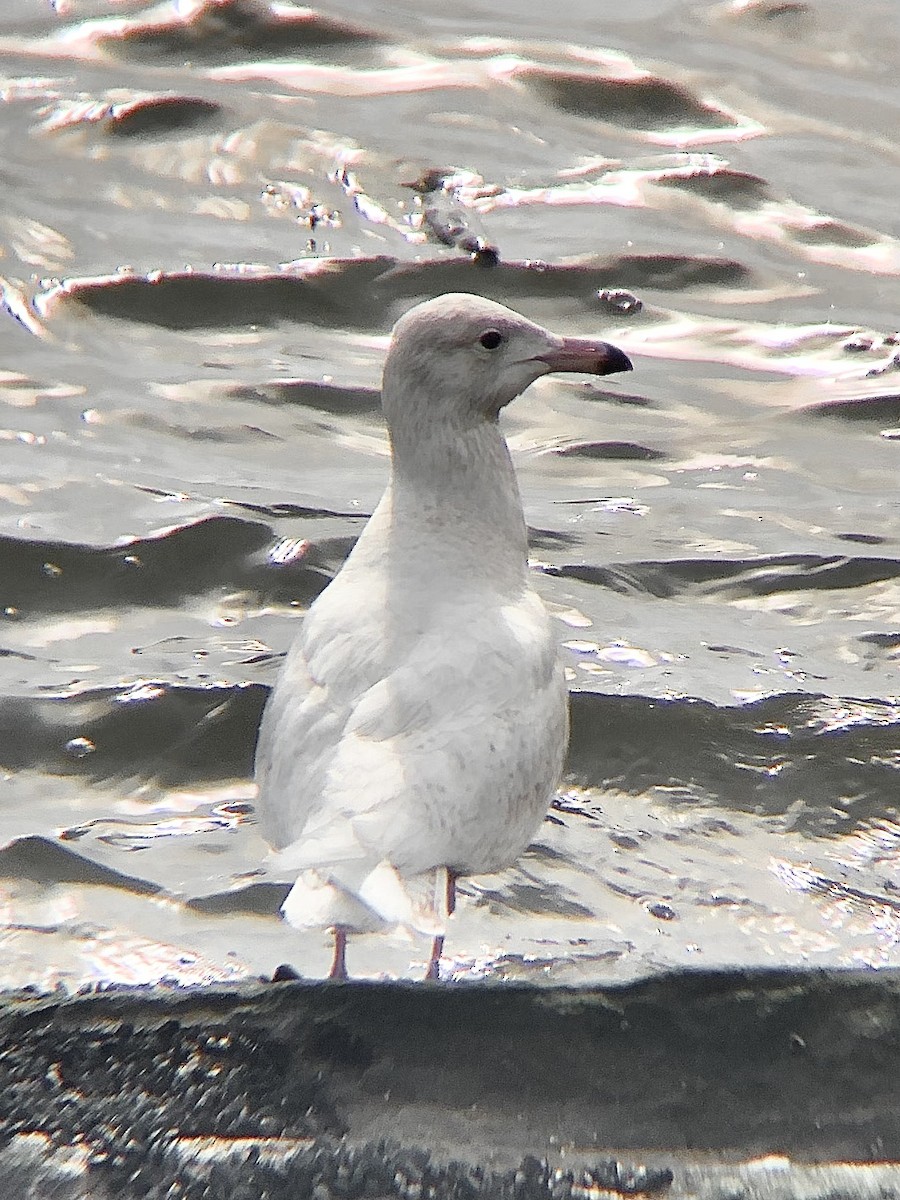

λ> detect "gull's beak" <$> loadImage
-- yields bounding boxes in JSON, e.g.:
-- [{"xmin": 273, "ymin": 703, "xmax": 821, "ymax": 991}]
[{"xmin": 536, "ymin": 337, "xmax": 633, "ymax": 377}]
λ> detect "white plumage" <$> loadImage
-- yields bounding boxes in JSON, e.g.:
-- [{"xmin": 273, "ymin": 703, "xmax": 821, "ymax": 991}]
[{"xmin": 254, "ymin": 292, "xmax": 632, "ymax": 978}]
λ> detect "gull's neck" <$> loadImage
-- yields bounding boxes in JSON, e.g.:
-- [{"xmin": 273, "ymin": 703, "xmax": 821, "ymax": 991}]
[{"xmin": 363, "ymin": 417, "xmax": 529, "ymax": 593}]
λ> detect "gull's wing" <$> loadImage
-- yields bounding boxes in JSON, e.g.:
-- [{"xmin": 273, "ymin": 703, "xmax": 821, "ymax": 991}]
[{"xmin": 253, "ymin": 574, "xmax": 389, "ymax": 852}]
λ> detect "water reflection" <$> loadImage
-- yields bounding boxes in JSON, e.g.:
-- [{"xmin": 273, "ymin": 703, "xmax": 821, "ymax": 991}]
[{"xmin": 0, "ymin": 0, "xmax": 897, "ymax": 988}]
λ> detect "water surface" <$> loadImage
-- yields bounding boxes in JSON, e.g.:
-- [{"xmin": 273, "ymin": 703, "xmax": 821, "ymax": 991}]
[{"xmin": 0, "ymin": 0, "xmax": 898, "ymax": 987}]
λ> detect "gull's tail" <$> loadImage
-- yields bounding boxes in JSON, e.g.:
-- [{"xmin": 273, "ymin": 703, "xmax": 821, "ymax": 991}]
[{"xmin": 280, "ymin": 861, "xmax": 449, "ymax": 938}]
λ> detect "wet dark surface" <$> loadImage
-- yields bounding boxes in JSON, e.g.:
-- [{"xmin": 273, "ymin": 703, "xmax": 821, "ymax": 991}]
[{"xmin": 0, "ymin": 969, "xmax": 898, "ymax": 1197}]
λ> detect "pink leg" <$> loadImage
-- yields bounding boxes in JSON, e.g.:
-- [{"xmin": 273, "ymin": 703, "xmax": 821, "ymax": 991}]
[
  {"xmin": 329, "ymin": 926, "xmax": 348, "ymax": 981},
  {"xmin": 425, "ymin": 869, "xmax": 457, "ymax": 981},
  {"xmin": 425, "ymin": 935, "xmax": 444, "ymax": 981}
]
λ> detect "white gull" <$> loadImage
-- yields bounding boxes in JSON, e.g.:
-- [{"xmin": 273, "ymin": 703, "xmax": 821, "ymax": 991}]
[{"xmin": 254, "ymin": 292, "xmax": 632, "ymax": 979}]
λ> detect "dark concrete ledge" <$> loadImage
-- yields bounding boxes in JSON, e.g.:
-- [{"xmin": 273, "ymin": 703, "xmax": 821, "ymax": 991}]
[{"xmin": 0, "ymin": 967, "xmax": 898, "ymax": 1198}]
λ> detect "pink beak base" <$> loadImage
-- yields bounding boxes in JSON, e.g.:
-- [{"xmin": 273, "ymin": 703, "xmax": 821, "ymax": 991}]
[{"xmin": 537, "ymin": 337, "xmax": 633, "ymax": 377}]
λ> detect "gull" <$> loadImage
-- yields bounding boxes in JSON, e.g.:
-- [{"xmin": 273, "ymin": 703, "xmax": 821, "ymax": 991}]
[{"xmin": 254, "ymin": 292, "xmax": 632, "ymax": 980}]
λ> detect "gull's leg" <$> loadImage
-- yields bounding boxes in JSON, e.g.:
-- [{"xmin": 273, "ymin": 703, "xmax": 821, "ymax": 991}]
[
  {"xmin": 329, "ymin": 925, "xmax": 349, "ymax": 981},
  {"xmin": 425, "ymin": 868, "xmax": 457, "ymax": 981}
]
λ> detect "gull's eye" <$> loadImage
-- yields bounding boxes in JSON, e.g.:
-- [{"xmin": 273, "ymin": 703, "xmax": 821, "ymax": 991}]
[{"xmin": 478, "ymin": 329, "xmax": 504, "ymax": 350}]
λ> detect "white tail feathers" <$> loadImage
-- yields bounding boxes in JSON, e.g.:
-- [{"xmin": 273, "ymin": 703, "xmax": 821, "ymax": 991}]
[
  {"xmin": 281, "ymin": 861, "xmax": 448, "ymax": 938},
  {"xmin": 280, "ymin": 869, "xmax": 382, "ymax": 933}
]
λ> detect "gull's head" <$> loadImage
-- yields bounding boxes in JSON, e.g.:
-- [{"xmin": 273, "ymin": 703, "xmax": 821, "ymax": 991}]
[{"xmin": 382, "ymin": 293, "xmax": 632, "ymax": 433}]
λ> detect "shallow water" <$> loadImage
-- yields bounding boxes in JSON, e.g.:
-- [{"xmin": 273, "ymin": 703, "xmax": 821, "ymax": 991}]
[{"xmin": 0, "ymin": 0, "xmax": 898, "ymax": 988}]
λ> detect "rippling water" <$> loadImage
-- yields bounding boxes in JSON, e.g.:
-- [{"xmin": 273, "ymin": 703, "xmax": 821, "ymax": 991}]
[{"xmin": 0, "ymin": 0, "xmax": 898, "ymax": 988}]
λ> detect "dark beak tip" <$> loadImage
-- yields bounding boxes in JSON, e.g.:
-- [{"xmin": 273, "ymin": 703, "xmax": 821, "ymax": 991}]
[{"xmin": 602, "ymin": 346, "xmax": 633, "ymax": 376}]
